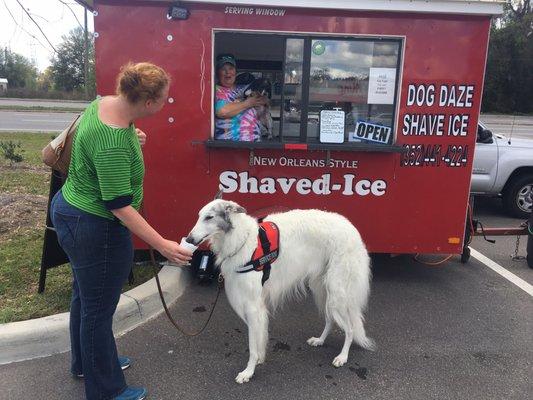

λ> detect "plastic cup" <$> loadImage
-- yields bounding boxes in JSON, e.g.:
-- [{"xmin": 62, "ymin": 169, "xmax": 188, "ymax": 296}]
[{"xmin": 180, "ymin": 237, "xmax": 198, "ymax": 253}]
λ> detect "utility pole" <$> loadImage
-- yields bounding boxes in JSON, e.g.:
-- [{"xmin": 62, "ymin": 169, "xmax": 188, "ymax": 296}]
[{"xmin": 84, "ymin": 7, "xmax": 89, "ymax": 99}]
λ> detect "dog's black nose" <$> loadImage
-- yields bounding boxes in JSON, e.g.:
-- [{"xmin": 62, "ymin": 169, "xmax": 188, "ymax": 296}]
[{"xmin": 185, "ymin": 236, "xmax": 196, "ymax": 245}]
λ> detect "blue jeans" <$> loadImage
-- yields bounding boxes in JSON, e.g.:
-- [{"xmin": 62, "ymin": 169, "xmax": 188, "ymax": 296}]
[{"xmin": 51, "ymin": 191, "xmax": 132, "ymax": 400}]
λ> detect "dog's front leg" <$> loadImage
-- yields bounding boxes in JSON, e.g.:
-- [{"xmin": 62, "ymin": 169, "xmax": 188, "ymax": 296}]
[{"xmin": 235, "ymin": 309, "xmax": 263, "ymax": 384}]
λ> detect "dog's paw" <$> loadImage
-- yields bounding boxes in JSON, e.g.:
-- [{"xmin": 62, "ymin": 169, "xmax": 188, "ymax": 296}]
[
  {"xmin": 332, "ymin": 354, "xmax": 348, "ymax": 368},
  {"xmin": 307, "ymin": 337, "xmax": 324, "ymax": 347},
  {"xmin": 235, "ymin": 370, "xmax": 254, "ymax": 384}
]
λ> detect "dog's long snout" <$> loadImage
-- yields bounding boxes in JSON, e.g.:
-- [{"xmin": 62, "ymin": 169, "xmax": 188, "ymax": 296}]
[{"xmin": 186, "ymin": 232, "xmax": 208, "ymax": 246}]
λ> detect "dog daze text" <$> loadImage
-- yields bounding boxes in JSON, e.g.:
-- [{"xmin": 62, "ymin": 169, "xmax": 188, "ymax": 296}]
[{"xmin": 219, "ymin": 171, "xmax": 387, "ymax": 196}]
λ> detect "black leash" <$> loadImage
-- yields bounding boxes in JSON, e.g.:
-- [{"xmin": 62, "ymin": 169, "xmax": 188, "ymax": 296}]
[
  {"xmin": 149, "ymin": 246, "xmax": 223, "ymax": 337},
  {"xmin": 141, "ymin": 198, "xmax": 223, "ymax": 337}
]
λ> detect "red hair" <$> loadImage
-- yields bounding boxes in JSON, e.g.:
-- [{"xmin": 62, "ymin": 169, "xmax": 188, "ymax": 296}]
[{"xmin": 116, "ymin": 62, "xmax": 170, "ymax": 103}]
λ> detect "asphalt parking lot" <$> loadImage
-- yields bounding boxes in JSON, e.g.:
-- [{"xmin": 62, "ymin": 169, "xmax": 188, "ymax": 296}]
[{"xmin": 1, "ymin": 196, "xmax": 532, "ymax": 400}]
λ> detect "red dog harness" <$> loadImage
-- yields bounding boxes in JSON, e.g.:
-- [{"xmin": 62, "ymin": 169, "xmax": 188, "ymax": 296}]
[{"xmin": 236, "ymin": 221, "xmax": 279, "ymax": 285}]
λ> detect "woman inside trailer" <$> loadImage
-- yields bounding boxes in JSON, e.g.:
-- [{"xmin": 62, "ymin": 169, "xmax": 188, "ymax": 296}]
[{"xmin": 214, "ymin": 53, "xmax": 267, "ymax": 141}]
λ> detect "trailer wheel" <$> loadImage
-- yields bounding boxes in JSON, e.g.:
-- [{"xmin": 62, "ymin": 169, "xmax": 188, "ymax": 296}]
[
  {"xmin": 461, "ymin": 246, "xmax": 471, "ymax": 263},
  {"xmin": 503, "ymin": 174, "xmax": 533, "ymax": 219}
]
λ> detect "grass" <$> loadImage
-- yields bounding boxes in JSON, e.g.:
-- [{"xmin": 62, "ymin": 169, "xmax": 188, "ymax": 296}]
[
  {"xmin": 0, "ymin": 168, "xmax": 50, "ymax": 196},
  {"xmin": 0, "ymin": 228, "xmax": 156, "ymax": 323},
  {"xmin": 0, "ymin": 105, "xmax": 85, "ymax": 113},
  {"xmin": 0, "ymin": 131, "xmax": 56, "ymax": 164},
  {"xmin": 0, "ymin": 132, "xmax": 154, "ymax": 324},
  {"xmin": 0, "ymin": 132, "xmax": 51, "ymax": 196},
  {"xmin": 0, "ymin": 229, "xmax": 72, "ymax": 323}
]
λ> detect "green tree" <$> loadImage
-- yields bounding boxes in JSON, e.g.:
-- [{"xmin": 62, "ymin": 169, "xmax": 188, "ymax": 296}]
[
  {"xmin": 503, "ymin": 0, "xmax": 531, "ymax": 24},
  {"xmin": 483, "ymin": 1, "xmax": 533, "ymax": 113},
  {"xmin": 50, "ymin": 27, "xmax": 95, "ymax": 97},
  {"xmin": 37, "ymin": 67, "xmax": 54, "ymax": 92},
  {"xmin": 0, "ymin": 48, "xmax": 38, "ymax": 89}
]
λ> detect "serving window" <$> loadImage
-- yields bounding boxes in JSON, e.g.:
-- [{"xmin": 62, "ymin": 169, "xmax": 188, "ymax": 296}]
[{"xmin": 212, "ymin": 31, "xmax": 403, "ymax": 150}]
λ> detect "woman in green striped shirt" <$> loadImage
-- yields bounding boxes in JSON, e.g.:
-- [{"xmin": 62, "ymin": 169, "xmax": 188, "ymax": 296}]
[{"xmin": 51, "ymin": 62, "xmax": 190, "ymax": 400}]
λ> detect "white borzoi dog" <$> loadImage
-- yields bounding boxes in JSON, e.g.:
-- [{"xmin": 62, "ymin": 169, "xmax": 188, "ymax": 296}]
[{"xmin": 186, "ymin": 199, "xmax": 374, "ymax": 384}]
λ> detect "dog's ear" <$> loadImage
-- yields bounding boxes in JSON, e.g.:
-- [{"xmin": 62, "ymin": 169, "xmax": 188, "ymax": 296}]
[
  {"xmin": 216, "ymin": 202, "xmax": 246, "ymax": 233},
  {"xmin": 214, "ymin": 189, "xmax": 223, "ymax": 200},
  {"xmin": 225, "ymin": 203, "xmax": 246, "ymax": 215}
]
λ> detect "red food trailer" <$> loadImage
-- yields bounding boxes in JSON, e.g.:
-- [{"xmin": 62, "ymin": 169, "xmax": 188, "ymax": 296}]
[{"xmin": 75, "ymin": 0, "xmax": 504, "ymax": 257}]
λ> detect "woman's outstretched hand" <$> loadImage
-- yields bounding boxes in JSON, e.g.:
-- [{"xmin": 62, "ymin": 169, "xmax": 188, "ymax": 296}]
[{"xmin": 158, "ymin": 239, "xmax": 193, "ymax": 265}]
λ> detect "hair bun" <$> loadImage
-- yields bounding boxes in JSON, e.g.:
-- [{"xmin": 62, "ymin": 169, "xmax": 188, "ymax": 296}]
[
  {"xmin": 116, "ymin": 62, "xmax": 170, "ymax": 104},
  {"xmin": 124, "ymin": 69, "xmax": 136, "ymax": 82}
]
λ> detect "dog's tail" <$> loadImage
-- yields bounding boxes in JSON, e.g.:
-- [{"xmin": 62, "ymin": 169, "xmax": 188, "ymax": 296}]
[{"xmin": 324, "ymin": 246, "xmax": 375, "ymax": 351}]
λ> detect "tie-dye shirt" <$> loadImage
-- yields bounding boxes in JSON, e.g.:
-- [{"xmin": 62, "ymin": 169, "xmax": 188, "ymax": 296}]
[{"xmin": 215, "ymin": 85, "xmax": 261, "ymax": 141}]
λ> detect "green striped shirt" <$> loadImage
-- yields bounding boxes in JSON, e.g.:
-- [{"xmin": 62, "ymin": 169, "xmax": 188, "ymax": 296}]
[{"xmin": 62, "ymin": 99, "xmax": 145, "ymax": 220}]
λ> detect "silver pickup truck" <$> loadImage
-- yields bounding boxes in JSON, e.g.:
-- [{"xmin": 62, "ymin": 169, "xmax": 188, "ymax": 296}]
[{"xmin": 472, "ymin": 123, "xmax": 533, "ymax": 218}]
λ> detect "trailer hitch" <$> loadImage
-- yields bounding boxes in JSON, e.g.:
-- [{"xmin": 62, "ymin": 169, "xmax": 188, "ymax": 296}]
[{"xmin": 471, "ymin": 219, "xmax": 496, "ymax": 244}]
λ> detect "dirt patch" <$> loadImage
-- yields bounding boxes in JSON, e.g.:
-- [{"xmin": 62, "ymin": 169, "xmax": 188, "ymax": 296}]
[{"xmin": 0, "ymin": 193, "xmax": 48, "ymax": 240}]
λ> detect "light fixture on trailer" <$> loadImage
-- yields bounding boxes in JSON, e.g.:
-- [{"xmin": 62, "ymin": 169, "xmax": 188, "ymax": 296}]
[{"xmin": 167, "ymin": 2, "xmax": 189, "ymax": 20}]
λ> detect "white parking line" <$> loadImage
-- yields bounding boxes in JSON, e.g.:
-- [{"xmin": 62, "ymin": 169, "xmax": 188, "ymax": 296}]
[{"xmin": 470, "ymin": 248, "xmax": 533, "ymax": 297}]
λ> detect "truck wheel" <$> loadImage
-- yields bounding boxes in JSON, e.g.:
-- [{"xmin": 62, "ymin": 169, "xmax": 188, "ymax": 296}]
[{"xmin": 503, "ymin": 174, "xmax": 533, "ymax": 219}]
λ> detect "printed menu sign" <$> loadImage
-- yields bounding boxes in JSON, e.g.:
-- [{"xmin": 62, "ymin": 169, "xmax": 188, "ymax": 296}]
[{"xmin": 320, "ymin": 109, "xmax": 345, "ymax": 143}]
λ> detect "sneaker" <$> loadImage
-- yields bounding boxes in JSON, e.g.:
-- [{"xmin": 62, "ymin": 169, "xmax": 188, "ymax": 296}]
[
  {"xmin": 118, "ymin": 356, "xmax": 131, "ymax": 371},
  {"xmin": 73, "ymin": 356, "xmax": 131, "ymax": 378},
  {"xmin": 114, "ymin": 386, "xmax": 147, "ymax": 400}
]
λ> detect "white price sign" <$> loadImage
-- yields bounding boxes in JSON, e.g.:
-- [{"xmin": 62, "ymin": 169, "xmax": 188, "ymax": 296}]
[
  {"xmin": 368, "ymin": 68, "xmax": 396, "ymax": 105},
  {"xmin": 319, "ymin": 109, "xmax": 345, "ymax": 143}
]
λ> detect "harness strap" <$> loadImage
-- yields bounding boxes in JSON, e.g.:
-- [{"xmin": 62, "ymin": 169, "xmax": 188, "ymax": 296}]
[
  {"xmin": 258, "ymin": 226, "xmax": 272, "ymax": 285},
  {"xmin": 236, "ymin": 222, "xmax": 279, "ymax": 285}
]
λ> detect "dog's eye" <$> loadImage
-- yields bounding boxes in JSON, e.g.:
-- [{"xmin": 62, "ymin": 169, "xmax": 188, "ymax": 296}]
[{"xmin": 204, "ymin": 215, "xmax": 213, "ymax": 221}]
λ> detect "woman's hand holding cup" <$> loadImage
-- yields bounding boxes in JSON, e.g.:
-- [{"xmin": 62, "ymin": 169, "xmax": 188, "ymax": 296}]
[{"xmin": 158, "ymin": 239, "xmax": 193, "ymax": 265}]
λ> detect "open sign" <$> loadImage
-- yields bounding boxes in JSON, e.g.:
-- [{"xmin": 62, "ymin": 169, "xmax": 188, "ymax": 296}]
[{"xmin": 353, "ymin": 121, "xmax": 392, "ymax": 144}]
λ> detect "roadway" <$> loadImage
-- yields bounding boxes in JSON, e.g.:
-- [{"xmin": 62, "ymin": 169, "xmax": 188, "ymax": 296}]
[
  {"xmin": 0, "ymin": 97, "xmax": 89, "ymax": 109},
  {"xmin": 0, "ymin": 110, "xmax": 80, "ymax": 132}
]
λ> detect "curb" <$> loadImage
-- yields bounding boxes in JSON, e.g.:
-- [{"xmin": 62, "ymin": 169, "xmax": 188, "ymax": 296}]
[{"xmin": 0, "ymin": 265, "xmax": 189, "ymax": 366}]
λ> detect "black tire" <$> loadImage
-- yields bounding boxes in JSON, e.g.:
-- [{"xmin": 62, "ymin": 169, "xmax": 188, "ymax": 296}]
[
  {"xmin": 461, "ymin": 246, "xmax": 470, "ymax": 264},
  {"xmin": 527, "ymin": 254, "xmax": 533, "ymax": 269},
  {"xmin": 527, "ymin": 231, "xmax": 533, "ymax": 269},
  {"xmin": 503, "ymin": 174, "xmax": 533, "ymax": 219}
]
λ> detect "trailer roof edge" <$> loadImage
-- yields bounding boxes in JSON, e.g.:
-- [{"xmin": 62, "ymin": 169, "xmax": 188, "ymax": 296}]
[
  {"xmin": 81, "ymin": 0, "xmax": 504, "ymax": 16},
  {"xmin": 187, "ymin": 0, "xmax": 504, "ymax": 16},
  {"xmin": 73, "ymin": 0, "xmax": 94, "ymax": 11}
]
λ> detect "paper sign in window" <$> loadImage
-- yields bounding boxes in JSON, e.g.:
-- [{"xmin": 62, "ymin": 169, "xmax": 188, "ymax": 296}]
[
  {"xmin": 319, "ymin": 109, "xmax": 345, "ymax": 143},
  {"xmin": 367, "ymin": 68, "xmax": 396, "ymax": 105}
]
